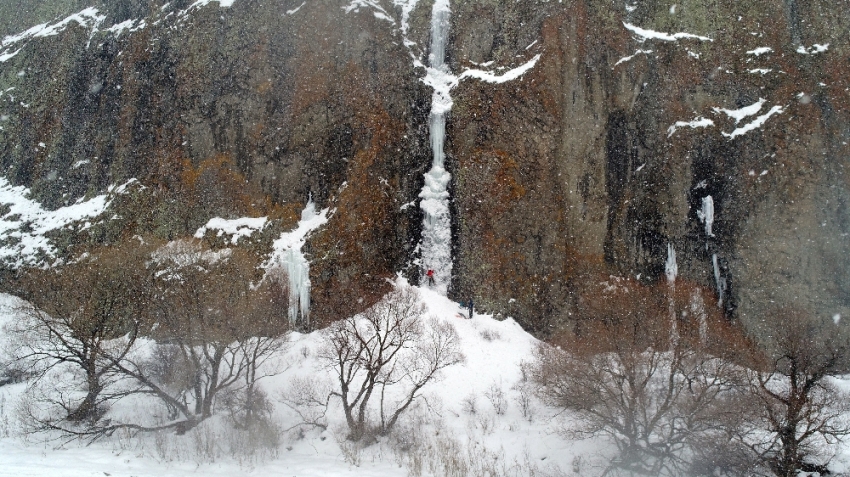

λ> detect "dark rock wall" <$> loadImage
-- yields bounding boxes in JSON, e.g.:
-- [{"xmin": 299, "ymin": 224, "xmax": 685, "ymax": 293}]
[
  {"xmin": 1, "ymin": 0, "xmax": 848, "ymax": 334},
  {"xmin": 448, "ymin": 0, "xmax": 850, "ymax": 333}
]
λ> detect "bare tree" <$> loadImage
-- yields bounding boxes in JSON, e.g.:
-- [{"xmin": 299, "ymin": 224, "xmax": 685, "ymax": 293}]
[
  {"xmin": 6, "ymin": 243, "xmax": 152, "ymax": 426},
  {"xmin": 320, "ymin": 285, "xmax": 463, "ymax": 441},
  {"xmin": 104, "ymin": 244, "xmax": 291, "ymax": 434},
  {"xmin": 226, "ymin": 271, "xmax": 291, "ymax": 428},
  {"xmin": 737, "ymin": 307, "xmax": 850, "ymax": 477},
  {"xmin": 531, "ymin": 284, "xmax": 751, "ymax": 477},
  {"xmin": 7, "ymin": 239, "xmax": 290, "ymax": 440}
]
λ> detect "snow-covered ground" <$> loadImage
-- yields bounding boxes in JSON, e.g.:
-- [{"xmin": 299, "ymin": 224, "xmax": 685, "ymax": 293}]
[
  {"xmin": 0, "ymin": 283, "xmax": 601, "ymax": 477},
  {"xmin": 3, "ymin": 281, "xmax": 850, "ymax": 476}
]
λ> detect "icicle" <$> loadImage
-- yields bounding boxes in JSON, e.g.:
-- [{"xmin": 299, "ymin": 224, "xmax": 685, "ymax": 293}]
[
  {"xmin": 665, "ymin": 243, "xmax": 679, "ymax": 348},
  {"xmin": 665, "ymin": 243, "xmax": 678, "ymax": 283},
  {"xmin": 697, "ymin": 195, "xmax": 714, "ymax": 237},
  {"xmin": 690, "ymin": 290, "xmax": 708, "ymax": 344},
  {"xmin": 712, "ymin": 253, "xmax": 725, "ymax": 307}
]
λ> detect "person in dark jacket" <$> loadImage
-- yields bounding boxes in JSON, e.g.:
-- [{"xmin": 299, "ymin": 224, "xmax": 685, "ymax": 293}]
[{"xmin": 468, "ymin": 299, "xmax": 474, "ymax": 319}]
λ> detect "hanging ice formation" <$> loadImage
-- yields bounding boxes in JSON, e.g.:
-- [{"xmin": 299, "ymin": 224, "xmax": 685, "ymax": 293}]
[
  {"xmin": 665, "ymin": 243, "xmax": 679, "ymax": 346},
  {"xmin": 418, "ymin": 0, "xmax": 453, "ymax": 294},
  {"xmin": 712, "ymin": 253, "xmax": 725, "ymax": 306},
  {"xmin": 267, "ymin": 199, "xmax": 329, "ymax": 327},
  {"xmin": 690, "ymin": 290, "xmax": 708, "ymax": 344},
  {"xmin": 665, "ymin": 242, "xmax": 678, "ymax": 283},
  {"xmin": 282, "ymin": 247, "xmax": 310, "ymax": 325},
  {"xmin": 698, "ymin": 195, "xmax": 714, "ymax": 238},
  {"xmin": 698, "ymin": 194, "xmax": 725, "ymax": 306}
]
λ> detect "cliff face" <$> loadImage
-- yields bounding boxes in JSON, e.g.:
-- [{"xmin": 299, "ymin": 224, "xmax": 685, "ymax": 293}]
[
  {"xmin": 447, "ymin": 0, "xmax": 850, "ymax": 333},
  {"xmin": 0, "ymin": 0, "xmax": 848, "ymax": 334},
  {"xmin": 0, "ymin": 0, "xmax": 432, "ymax": 326}
]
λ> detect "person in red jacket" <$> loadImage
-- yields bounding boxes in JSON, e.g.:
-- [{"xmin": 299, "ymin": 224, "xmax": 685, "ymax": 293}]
[{"xmin": 426, "ymin": 269, "xmax": 435, "ymax": 286}]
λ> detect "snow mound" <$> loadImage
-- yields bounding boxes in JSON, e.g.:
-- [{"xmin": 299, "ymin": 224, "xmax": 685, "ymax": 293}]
[{"xmin": 0, "ymin": 280, "xmax": 584, "ymax": 477}]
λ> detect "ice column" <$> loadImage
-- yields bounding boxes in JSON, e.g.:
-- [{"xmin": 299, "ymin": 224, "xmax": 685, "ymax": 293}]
[
  {"xmin": 282, "ymin": 247, "xmax": 311, "ymax": 327},
  {"xmin": 419, "ymin": 0, "xmax": 453, "ymax": 294},
  {"xmin": 665, "ymin": 243, "xmax": 679, "ymax": 347},
  {"xmin": 699, "ymin": 194, "xmax": 725, "ymax": 306},
  {"xmin": 268, "ymin": 200, "xmax": 328, "ymax": 328},
  {"xmin": 712, "ymin": 253, "xmax": 725, "ymax": 307},
  {"xmin": 690, "ymin": 290, "xmax": 708, "ymax": 344},
  {"xmin": 698, "ymin": 195, "xmax": 714, "ymax": 237},
  {"xmin": 665, "ymin": 242, "xmax": 678, "ymax": 283}
]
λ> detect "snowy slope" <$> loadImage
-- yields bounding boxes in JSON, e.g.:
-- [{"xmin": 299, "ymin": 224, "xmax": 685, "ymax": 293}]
[
  {"xmin": 3, "ymin": 285, "xmax": 850, "ymax": 476},
  {"xmin": 0, "ymin": 284, "xmax": 598, "ymax": 477}
]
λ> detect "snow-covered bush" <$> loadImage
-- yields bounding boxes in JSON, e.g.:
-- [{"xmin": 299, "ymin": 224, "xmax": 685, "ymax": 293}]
[
  {"xmin": 485, "ymin": 382, "xmax": 508, "ymax": 415},
  {"xmin": 461, "ymin": 393, "xmax": 478, "ymax": 415}
]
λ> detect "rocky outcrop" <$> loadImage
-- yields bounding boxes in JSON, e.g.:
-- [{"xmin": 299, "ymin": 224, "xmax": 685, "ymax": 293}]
[{"xmin": 1, "ymin": 0, "xmax": 848, "ymax": 335}]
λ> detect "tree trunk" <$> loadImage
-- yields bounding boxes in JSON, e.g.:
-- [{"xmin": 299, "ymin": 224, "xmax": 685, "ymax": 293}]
[{"xmin": 67, "ymin": 371, "xmax": 102, "ymax": 422}]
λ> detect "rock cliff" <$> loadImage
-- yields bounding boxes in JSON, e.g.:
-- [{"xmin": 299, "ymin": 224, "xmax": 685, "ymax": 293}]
[{"xmin": 0, "ymin": 0, "xmax": 847, "ymax": 335}]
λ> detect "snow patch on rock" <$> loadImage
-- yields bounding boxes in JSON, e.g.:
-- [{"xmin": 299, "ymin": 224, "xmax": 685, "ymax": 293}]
[
  {"xmin": 459, "ymin": 54, "xmax": 542, "ymax": 83},
  {"xmin": 797, "ymin": 43, "xmax": 829, "ymax": 55},
  {"xmin": 194, "ymin": 216, "xmax": 267, "ymax": 244},
  {"xmin": 746, "ymin": 47, "xmax": 773, "ymax": 56},
  {"xmin": 713, "ymin": 98, "xmax": 765, "ymax": 124},
  {"xmin": 722, "ymin": 105, "xmax": 784, "ymax": 139},
  {"xmin": 623, "ymin": 22, "xmax": 712, "ymax": 42},
  {"xmin": 667, "ymin": 116, "xmax": 714, "ymax": 137},
  {"xmin": 0, "ymin": 177, "xmax": 137, "ymax": 267}
]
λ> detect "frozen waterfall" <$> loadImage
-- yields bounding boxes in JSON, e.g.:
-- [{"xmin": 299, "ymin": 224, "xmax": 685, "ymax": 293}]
[
  {"xmin": 282, "ymin": 247, "xmax": 310, "ymax": 327},
  {"xmin": 665, "ymin": 242, "xmax": 678, "ymax": 283},
  {"xmin": 267, "ymin": 199, "xmax": 329, "ymax": 328},
  {"xmin": 698, "ymin": 194, "xmax": 725, "ymax": 306},
  {"xmin": 690, "ymin": 290, "xmax": 708, "ymax": 344},
  {"xmin": 419, "ymin": 0, "xmax": 453, "ymax": 294}
]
